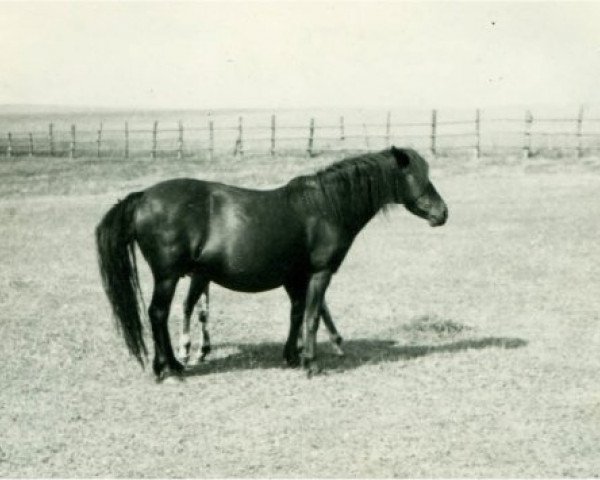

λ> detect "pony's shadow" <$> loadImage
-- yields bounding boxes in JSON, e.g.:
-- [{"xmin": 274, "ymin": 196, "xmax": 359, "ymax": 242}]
[{"xmin": 182, "ymin": 336, "xmax": 528, "ymax": 377}]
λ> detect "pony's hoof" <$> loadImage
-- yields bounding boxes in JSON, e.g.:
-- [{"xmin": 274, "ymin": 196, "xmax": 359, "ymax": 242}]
[
  {"xmin": 155, "ymin": 359, "xmax": 185, "ymax": 383},
  {"xmin": 188, "ymin": 351, "xmax": 200, "ymax": 364},
  {"xmin": 330, "ymin": 336, "xmax": 344, "ymax": 356},
  {"xmin": 190, "ymin": 349, "xmax": 209, "ymax": 365},
  {"xmin": 199, "ymin": 345, "xmax": 211, "ymax": 362},
  {"xmin": 332, "ymin": 344, "xmax": 345, "ymax": 357},
  {"xmin": 286, "ymin": 356, "xmax": 300, "ymax": 368},
  {"xmin": 162, "ymin": 374, "xmax": 185, "ymax": 385},
  {"xmin": 305, "ymin": 361, "xmax": 322, "ymax": 379},
  {"xmin": 155, "ymin": 370, "xmax": 183, "ymax": 384},
  {"xmin": 169, "ymin": 360, "xmax": 185, "ymax": 373},
  {"xmin": 284, "ymin": 348, "xmax": 301, "ymax": 368},
  {"xmin": 178, "ymin": 343, "xmax": 191, "ymax": 365}
]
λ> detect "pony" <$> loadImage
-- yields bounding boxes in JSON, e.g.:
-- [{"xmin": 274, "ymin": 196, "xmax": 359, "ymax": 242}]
[{"xmin": 95, "ymin": 147, "xmax": 448, "ymax": 380}]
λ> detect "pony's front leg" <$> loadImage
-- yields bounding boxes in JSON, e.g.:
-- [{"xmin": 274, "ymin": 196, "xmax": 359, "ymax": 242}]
[
  {"xmin": 321, "ymin": 301, "xmax": 344, "ymax": 356},
  {"xmin": 283, "ymin": 282, "xmax": 306, "ymax": 367},
  {"xmin": 179, "ymin": 308, "xmax": 192, "ymax": 365},
  {"xmin": 302, "ymin": 270, "xmax": 332, "ymax": 377},
  {"xmin": 149, "ymin": 277, "xmax": 184, "ymax": 381},
  {"xmin": 293, "ymin": 300, "xmax": 344, "ymax": 355}
]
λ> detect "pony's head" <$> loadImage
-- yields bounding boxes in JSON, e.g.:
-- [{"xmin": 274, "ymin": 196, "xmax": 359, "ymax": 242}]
[{"xmin": 390, "ymin": 146, "xmax": 448, "ymax": 227}]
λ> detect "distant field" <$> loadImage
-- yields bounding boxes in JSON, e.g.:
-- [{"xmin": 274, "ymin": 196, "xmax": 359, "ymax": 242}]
[{"xmin": 1, "ymin": 151, "xmax": 600, "ymax": 476}]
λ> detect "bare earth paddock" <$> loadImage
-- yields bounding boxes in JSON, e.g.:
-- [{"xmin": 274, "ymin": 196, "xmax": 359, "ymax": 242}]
[{"xmin": 1, "ymin": 151, "xmax": 599, "ymax": 477}]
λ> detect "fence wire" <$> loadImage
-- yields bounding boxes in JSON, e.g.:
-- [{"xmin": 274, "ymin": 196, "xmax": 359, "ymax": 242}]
[{"xmin": 2, "ymin": 108, "xmax": 600, "ymax": 159}]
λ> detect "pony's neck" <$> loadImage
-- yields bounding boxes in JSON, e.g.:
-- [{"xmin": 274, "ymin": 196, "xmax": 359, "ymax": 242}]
[
  {"xmin": 316, "ymin": 168, "xmax": 390, "ymax": 235},
  {"xmin": 287, "ymin": 151, "xmax": 399, "ymax": 235}
]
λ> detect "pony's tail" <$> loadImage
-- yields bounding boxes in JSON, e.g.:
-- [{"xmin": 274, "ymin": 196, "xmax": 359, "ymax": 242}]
[{"xmin": 95, "ymin": 191, "xmax": 147, "ymax": 366}]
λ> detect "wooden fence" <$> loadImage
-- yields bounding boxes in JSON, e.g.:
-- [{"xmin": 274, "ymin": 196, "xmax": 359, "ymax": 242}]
[{"xmin": 2, "ymin": 107, "xmax": 600, "ymax": 159}]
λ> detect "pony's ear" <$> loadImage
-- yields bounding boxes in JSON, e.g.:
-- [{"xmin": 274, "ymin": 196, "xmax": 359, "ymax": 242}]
[{"xmin": 391, "ymin": 146, "xmax": 410, "ymax": 168}]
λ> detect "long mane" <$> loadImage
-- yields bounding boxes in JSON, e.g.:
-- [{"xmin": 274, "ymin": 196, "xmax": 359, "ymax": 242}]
[{"xmin": 286, "ymin": 149, "xmax": 406, "ymax": 226}]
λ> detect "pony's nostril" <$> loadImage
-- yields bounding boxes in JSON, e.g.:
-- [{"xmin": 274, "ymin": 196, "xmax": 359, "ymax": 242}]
[{"xmin": 429, "ymin": 206, "xmax": 448, "ymax": 226}]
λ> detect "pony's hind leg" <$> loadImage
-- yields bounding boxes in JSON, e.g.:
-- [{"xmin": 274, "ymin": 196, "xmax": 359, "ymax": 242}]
[
  {"xmin": 321, "ymin": 301, "xmax": 344, "ymax": 356},
  {"xmin": 179, "ymin": 275, "xmax": 208, "ymax": 364},
  {"xmin": 149, "ymin": 277, "xmax": 184, "ymax": 381},
  {"xmin": 194, "ymin": 283, "xmax": 211, "ymax": 363}
]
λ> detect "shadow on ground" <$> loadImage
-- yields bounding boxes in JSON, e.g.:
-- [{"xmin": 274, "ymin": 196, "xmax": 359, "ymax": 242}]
[{"xmin": 182, "ymin": 336, "xmax": 528, "ymax": 377}]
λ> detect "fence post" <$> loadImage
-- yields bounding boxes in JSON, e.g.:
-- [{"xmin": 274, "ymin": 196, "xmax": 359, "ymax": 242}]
[
  {"xmin": 385, "ymin": 111, "xmax": 391, "ymax": 147},
  {"xmin": 97, "ymin": 122, "xmax": 103, "ymax": 158},
  {"xmin": 208, "ymin": 116, "xmax": 214, "ymax": 161},
  {"xmin": 430, "ymin": 109, "xmax": 437, "ymax": 156},
  {"xmin": 307, "ymin": 118, "xmax": 315, "ymax": 157},
  {"xmin": 7, "ymin": 132, "xmax": 12, "ymax": 158},
  {"xmin": 577, "ymin": 105, "xmax": 584, "ymax": 158},
  {"xmin": 362, "ymin": 123, "xmax": 370, "ymax": 150},
  {"xmin": 270, "ymin": 114, "xmax": 276, "ymax": 156},
  {"xmin": 49, "ymin": 123, "xmax": 54, "ymax": 157},
  {"xmin": 28, "ymin": 133, "xmax": 34, "ymax": 157},
  {"xmin": 523, "ymin": 110, "xmax": 533, "ymax": 159},
  {"xmin": 233, "ymin": 116, "xmax": 244, "ymax": 157},
  {"xmin": 152, "ymin": 121, "xmax": 158, "ymax": 159},
  {"xmin": 70, "ymin": 124, "xmax": 76, "ymax": 159},
  {"xmin": 178, "ymin": 120, "xmax": 184, "ymax": 160},
  {"xmin": 124, "ymin": 122, "xmax": 129, "ymax": 159},
  {"xmin": 475, "ymin": 109, "xmax": 481, "ymax": 159}
]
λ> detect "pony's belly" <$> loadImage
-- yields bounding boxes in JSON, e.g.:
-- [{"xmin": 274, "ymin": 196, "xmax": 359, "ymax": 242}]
[
  {"xmin": 195, "ymin": 244, "xmax": 300, "ymax": 292},
  {"xmin": 207, "ymin": 267, "xmax": 286, "ymax": 293},
  {"xmin": 197, "ymin": 215, "xmax": 306, "ymax": 292}
]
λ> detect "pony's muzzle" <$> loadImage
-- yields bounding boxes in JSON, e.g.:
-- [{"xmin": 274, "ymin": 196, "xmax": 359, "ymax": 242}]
[{"xmin": 428, "ymin": 204, "xmax": 448, "ymax": 227}]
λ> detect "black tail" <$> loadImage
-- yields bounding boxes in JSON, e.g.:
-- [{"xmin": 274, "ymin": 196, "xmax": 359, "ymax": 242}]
[{"xmin": 95, "ymin": 191, "xmax": 147, "ymax": 366}]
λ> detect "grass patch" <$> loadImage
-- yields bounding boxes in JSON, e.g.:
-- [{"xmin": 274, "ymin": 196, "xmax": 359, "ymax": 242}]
[{"xmin": 403, "ymin": 314, "xmax": 473, "ymax": 337}]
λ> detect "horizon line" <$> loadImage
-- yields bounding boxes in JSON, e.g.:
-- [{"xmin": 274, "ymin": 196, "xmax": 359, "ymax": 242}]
[{"xmin": 0, "ymin": 102, "xmax": 595, "ymax": 114}]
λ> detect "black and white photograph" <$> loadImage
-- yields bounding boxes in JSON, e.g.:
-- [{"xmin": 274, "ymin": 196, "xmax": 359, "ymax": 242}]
[{"xmin": 1, "ymin": 1, "xmax": 599, "ymax": 477}]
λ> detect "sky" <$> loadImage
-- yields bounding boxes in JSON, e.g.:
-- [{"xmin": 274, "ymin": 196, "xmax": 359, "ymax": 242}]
[{"xmin": 1, "ymin": 1, "xmax": 600, "ymax": 110}]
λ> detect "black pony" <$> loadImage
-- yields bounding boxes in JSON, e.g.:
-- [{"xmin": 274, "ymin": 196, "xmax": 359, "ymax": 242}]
[{"xmin": 96, "ymin": 147, "xmax": 448, "ymax": 380}]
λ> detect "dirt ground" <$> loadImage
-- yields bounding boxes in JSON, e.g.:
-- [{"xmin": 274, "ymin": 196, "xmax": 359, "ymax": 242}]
[{"xmin": 1, "ymin": 152, "xmax": 599, "ymax": 477}]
